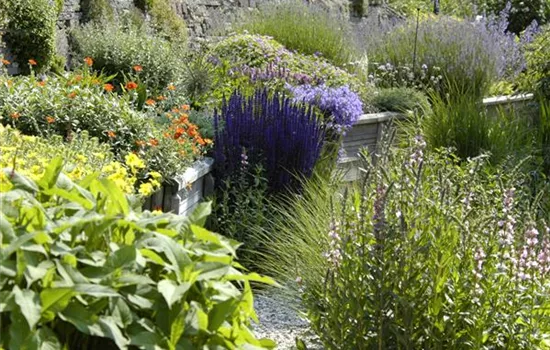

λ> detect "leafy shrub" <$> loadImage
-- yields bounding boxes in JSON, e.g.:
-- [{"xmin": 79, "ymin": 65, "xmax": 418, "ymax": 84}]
[
  {"xmin": 368, "ymin": 14, "xmax": 527, "ymax": 97},
  {"xmin": 0, "ymin": 70, "xmax": 208, "ymax": 179},
  {"xmin": 422, "ymin": 93, "xmax": 532, "ymax": 163},
  {"xmin": 213, "ymin": 90, "xmax": 326, "ymax": 192},
  {"xmin": 481, "ymin": 0, "xmax": 550, "ymax": 34},
  {"xmin": 207, "ymin": 34, "xmax": 374, "ymax": 109},
  {"xmin": 80, "ymin": 0, "xmax": 115, "ymax": 23},
  {"xmin": 259, "ymin": 137, "xmax": 550, "ymax": 349},
  {"xmin": 146, "ymin": 0, "xmax": 188, "ymax": 45},
  {"xmin": 3, "ymin": 0, "xmax": 57, "ymax": 73},
  {"xmin": 71, "ymin": 22, "xmax": 184, "ymax": 93},
  {"xmin": 235, "ymin": 0, "xmax": 357, "ymax": 68},
  {"xmin": 0, "ymin": 159, "xmax": 276, "ymax": 349},
  {"xmin": 0, "ymin": 125, "xmax": 158, "ymax": 194},
  {"xmin": 519, "ymin": 25, "xmax": 550, "ymax": 98},
  {"xmin": 370, "ymin": 87, "xmax": 431, "ymax": 113}
]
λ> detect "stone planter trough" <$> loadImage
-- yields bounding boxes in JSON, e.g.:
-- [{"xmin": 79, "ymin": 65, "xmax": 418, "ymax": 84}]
[{"xmin": 143, "ymin": 157, "xmax": 214, "ymax": 216}]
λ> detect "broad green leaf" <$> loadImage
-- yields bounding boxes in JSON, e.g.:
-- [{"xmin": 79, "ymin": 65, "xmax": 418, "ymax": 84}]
[
  {"xmin": 225, "ymin": 273, "xmax": 276, "ymax": 285},
  {"xmin": 13, "ymin": 286, "xmax": 41, "ymax": 329},
  {"xmin": 36, "ymin": 326, "xmax": 62, "ymax": 350},
  {"xmin": 126, "ymin": 294, "xmax": 154, "ymax": 310},
  {"xmin": 110, "ymin": 298, "xmax": 133, "ymax": 328},
  {"xmin": 187, "ymin": 202, "xmax": 212, "ymax": 227},
  {"xmin": 37, "ymin": 157, "xmax": 64, "ymax": 190},
  {"xmin": 140, "ymin": 248, "xmax": 166, "ymax": 266},
  {"xmin": 98, "ymin": 316, "xmax": 129, "ymax": 349},
  {"xmin": 116, "ymin": 273, "xmax": 155, "ymax": 286},
  {"xmin": 0, "ymin": 211, "xmax": 15, "ymax": 240},
  {"xmin": 0, "ymin": 291, "xmax": 14, "ymax": 312},
  {"xmin": 170, "ymin": 307, "xmax": 186, "ymax": 346},
  {"xmin": 59, "ymin": 303, "xmax": 101, "ymax": 335},
  {"xmin": 208, "ymin": 299, "xmax": 237, "ymax": 332},
  {"xmin": 190, "ymin": 225, "xmax": 235, "ymax": 255},
  {"xmin": 106, "ymin": 246, "xmax": 137, "ymax": 270},
  {"xmin": 42, "ymin": 187, "xmax": 93, "ymax": 210},
  {"xmin": 158, "ymin": 280, "xmax": 191, "ymax": 309},
  {"xmin": 183, "ymin": 301, "xmax": 208, "ymax": 336},
  {"xmin": 129, "ymin": 331, "xmax": 164, "ymax": 348},
  {"xmin": 40, "ymin": 288, "xmax": 75, "ymax": 321},
  {"xmin": 2, "ymin": 232, "xmax": 36, "ymax": 257},
  {"xmin": 98, "ymin": 178, "xmax": 129, "ymax": 215},
  {"xmin": 72, "ymin": 284, "xmax": 118, "ymax": 297},
  {"xmin": 9, "ymin": 309, "xmax": 31, "ymax": 349},
  {"xmin": 3, "ymin": 169, "xmax": 39, "ymax": 192},
  {"xmin": 25, "ymin": 260, "xmax": 54, "ymax": 286}
]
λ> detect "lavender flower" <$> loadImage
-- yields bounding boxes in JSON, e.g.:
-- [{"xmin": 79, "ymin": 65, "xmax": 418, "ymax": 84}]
[{"xmin": 287, "ymin": 84, "xmax": 363, "ymax": 135}]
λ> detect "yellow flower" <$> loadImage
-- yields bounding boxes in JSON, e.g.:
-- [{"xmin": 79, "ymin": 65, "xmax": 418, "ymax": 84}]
[
  {"xmin": 125, "ymin": 153, "xmax": 145, "ymax": 171},
  {"xmin": 76, "ymin": 154, "xmax": 87, "ymax": 163},
  {"xmin": 149, "ymin": 171, "xmax": 162, "ymax": 180},
  {"xmin": 139, "ymin": 182, "xmax": 154, "ymax": 196}
]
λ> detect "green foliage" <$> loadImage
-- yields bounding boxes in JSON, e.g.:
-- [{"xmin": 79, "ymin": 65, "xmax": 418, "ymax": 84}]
[
  {"xmin": 49, "ymin": 54, "xmax": 67, "ymax": 74},
  {"xmin": 519, "ymin": 25, "xmax": 550, "ymax": 99},
  {"xmin": 481, "ymin": 0, "xmax": 550, "ymax": 34},
  {"xmin": 3, "ymin": 0, "xmax": 57, "ymax": 74},
  {"xmin": 0, "ymin": 159, "xmax": 276, "ymax": 349},
  {"xmin": 422, "ymin": 93, "xmax": 533, "ymax": 163},
  {"xmin": 235, "ymin": 0, "xmax": 358, "ymax": 68},
  {"xmin": 370, "ymin": 87, "xmax": 431, "ymax": 113},
  {"xmin": 71, "ymin": 22, "xmax": 185, "ymax": 93},
  {"xmin": 351, "ymin": 0, "xmax": 368, "ymax": 17},
  {"xmin": 146, "ymin": 0, "xmax": 188, "ymax": 45},
  {"xmin": 81, "ymin": 0, "xmax": 115, "ymax": 23},
  {"xmin": 259, "ymin": 138, "xmax": 550, "ymax": 349},
  {"xmin": 208, "ymin": 163, "xmax": 270, "ymax": 260}
]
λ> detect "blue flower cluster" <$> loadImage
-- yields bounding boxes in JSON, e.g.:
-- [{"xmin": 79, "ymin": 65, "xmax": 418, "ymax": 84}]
[{"xmin": 287, "ymin": 84, "xmax": 363, "ymax": 135}]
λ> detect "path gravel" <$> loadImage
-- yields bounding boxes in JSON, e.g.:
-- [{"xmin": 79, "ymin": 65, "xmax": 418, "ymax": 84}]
[{"xmin": 253, "ymin": 294, "xmax": 322, "ymax": 350}]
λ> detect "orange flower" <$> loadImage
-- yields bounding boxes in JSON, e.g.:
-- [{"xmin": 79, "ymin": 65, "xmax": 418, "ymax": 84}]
[
  {"xmin": 74, "ymin": 75, "xmax": 83, "ymax": 82},
  {"xmin": 104, "ymin": 83, "xmax": 114, "ymax": 92},
  {"xmin": 91, "ymin": 78, "xmax": 100, "ymax": 85},
  {"xmin": 1, "ymin": 59, "xmax": 10, "ymax": 65},
  {"xmin": 28, "ymin": 59, "xmax": 37, "ymax": 66},
  {"xmin": 133, "ymin": 65, "xmax": 143, "ymax": 72},
  {"xmin": 163, "ymin": 132, "xmax": 171, "ymax": 138},
  {"xmin": 182, "ymin": 104, "xmax": 190, "ymax": 111},
  {"xmin": 37, "ymin": 81, "xmax": 46, "ymax": 87},
  {"xmin": 167, "ymin": 84, "xmax": 176, "ymax": 91},
  {"xmin": 204, "ymin": 138, "xmax": 213, "ymax": 145},
  {"xmin": 149, "ymin": 138, "xmax": 159, "ymax": 146},
  {"xmin": 10, "ymin": 112, "xmax": 20, "ymax": 120},
  {"xmin": 126, "ymin": 81, "xmax": 138, "ymax": 90},
  {"xmin": 145, "ymin": 99, "xmax": 156, "ymax": 106},
  {"xmin": 196, "ymin": 137, "xmax": 206, "ymax": 146},
  {"xmin": 46, "ymin": 116, "xmax": 55, "ymax": 124},
  {"xmin": 135, "ymin": 140, "xmax": 146, "ymax": 147},
  {"xmin": 84, "ymin": 57, "xmax": 94, "ymax": 67},
  {"xmin": 107, "ymin": 130, "xmax": 116, "ymax": 138},
  {"xmin": 67, "ymin": 92, "xmax": 77, "ymax": 99},
  {"xmin": 173, "ymin": 127, "xmax": 185, "ymax": 139},
  {"xmin": 156, "ymin": 95, "xmax": 167, "ymax": 101}
]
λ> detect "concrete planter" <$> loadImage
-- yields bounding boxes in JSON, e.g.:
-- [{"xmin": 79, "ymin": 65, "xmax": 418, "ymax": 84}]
[{"xmin": 142, "ymin": 157, "xmax": 214, "ymax": 216}]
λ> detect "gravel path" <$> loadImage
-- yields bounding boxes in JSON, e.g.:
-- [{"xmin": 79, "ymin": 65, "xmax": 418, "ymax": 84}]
[{"xmin": 253, "ymin": 294, "xmax": 322, "ymax": 349}]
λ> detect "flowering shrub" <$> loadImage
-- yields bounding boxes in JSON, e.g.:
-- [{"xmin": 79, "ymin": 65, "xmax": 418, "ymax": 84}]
[
  {"xmin": 0, "ymin": 70, "xmax": 208, "ymax": 179},
  {"xmin": 207, "ymin": 34, "xmax": 375, "ymax": 109},
  {"xmin": 213, "ymin": 89, "xmax": 326, "ymax": 192},
  {"xmin": 368, "ymin": 12, "xmax": 532, "ymax": 96},
  {"xmin": 287, "ymin": 84, "xmax": 363, "ymax": 135},
  {"xmin": 259, "ymin": 136, "xmax": 550, "ymax": 349},
  {"xmin": 0, "ymin": 160, "xmax": 276, "ymax": 349},
  {"xmin": 0, "ymin": 125, "xmax": 159, "ymax": 195}
]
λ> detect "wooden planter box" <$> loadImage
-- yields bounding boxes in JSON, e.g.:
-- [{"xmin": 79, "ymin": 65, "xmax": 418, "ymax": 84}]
[
  {"xmin": 483, "ymin": 93, "xmax": 536, "ymax": 118},
  {"xmin": 142, "ymin": 157, "xmax": 214, "ymax": 216}
]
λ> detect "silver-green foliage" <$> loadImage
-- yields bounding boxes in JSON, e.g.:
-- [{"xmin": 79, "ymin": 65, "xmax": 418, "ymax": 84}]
[
  {"xmin": 259, "ymin": 135, "xmax": 550, "ymax": 348},
  {"xmin": 0, "ymin": 158, "xmax": 275, "ymax": 349}
]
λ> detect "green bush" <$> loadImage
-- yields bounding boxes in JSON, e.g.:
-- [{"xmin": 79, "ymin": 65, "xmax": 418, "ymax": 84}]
[
  {"xmin": 370, "ymin": 87, "xmax": 431, "ymax": 113},
  {"xmin": 520, "ymin": 25, "xmax": 550, "ymax": 99},
  {"xmin": 481, "ymin": 0, "xmax": 550, "ymax": 34},
  {"xmin": 258, "ymin": 138, "xmax": 550, "ymax": 349},
  {"xmin": 235, "ymin": 0, "xmax": 358, "ymax": 68},
  {"xmin": 80, "ymin": 0, "xmax": 115, "ymax": 23},
  {"xmin": 3, "ymin": 0, "xmax": 57, "ymax": 74},
  {"xmin": 146, "ymin": 0, "xmax": 188, "ymax": 45},
  {"xmin": 0, "ymin": 158, "xmax": 276, "ymax": 349},
  {"xmin": 71, "ymin": 22, "xmax": 185, "ymax": 93}
]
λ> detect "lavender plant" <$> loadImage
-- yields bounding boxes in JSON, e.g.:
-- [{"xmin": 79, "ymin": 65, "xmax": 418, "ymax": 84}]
[
  {"xmin": 213, "ymin": 89, "xmax": 326, "ymax": 192},
  {"xmin": 257, "ymin": 132, "xmax": 550, "ymax": 349}
]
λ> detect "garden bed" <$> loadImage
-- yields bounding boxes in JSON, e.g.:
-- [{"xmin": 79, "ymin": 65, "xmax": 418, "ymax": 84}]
[{"xmin": 142, "ymin": 157, "xmax": 214, "ymax": 215}]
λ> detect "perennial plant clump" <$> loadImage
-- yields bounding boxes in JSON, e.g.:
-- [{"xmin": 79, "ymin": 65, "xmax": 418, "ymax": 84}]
[
  {"xmin": 213, "ymin": 89, "xmax": 326, "ymax": 192},
  {"xmin": 259, "ymin": 133, "xmax": 550, "ymax": 349},
  {"xmin": 0, "ymin": 159, "xmax": 276, "ymax": 349}
]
